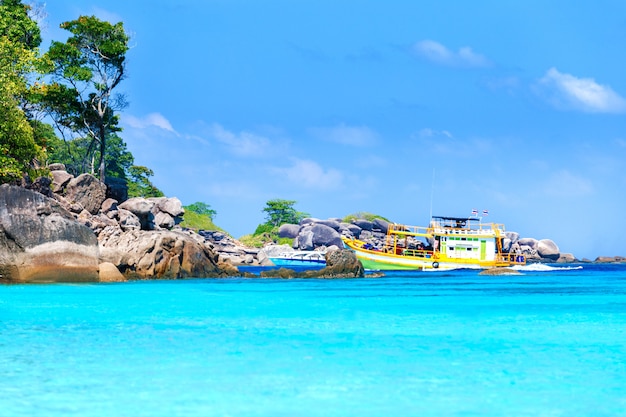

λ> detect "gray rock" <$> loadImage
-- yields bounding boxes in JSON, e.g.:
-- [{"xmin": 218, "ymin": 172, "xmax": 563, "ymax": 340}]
[
  {"xmin": 48, "ymin": 163, "xmax": 66, "ymax": 171},
  {"xmin": 372, "ymin": 218, "xmax": 390, "ymax": 232},
  {"xmin": 295, "ymin": 227, "xmax": 314, "ymax": 250},
  {"xmin": 339, "ymin": 222, "xmax": 362, "ymax": 238},
  {"xmin": 154, "ymin": 211, "xmax": 175, "ymax": 229},
  {"xmin": 278, "ymin": 223, "xmax": 300, "ymax": 239},
  {"xmin": 98, "ymin": 228, "xmax": 231, "ymax": 279},
  {"xmin": 105, "ymin": 177, "xmax": 128, "ymax": 203},
  {"xmin": 118, "ymin": 197, "xmax": 156, "ymax": 230},
  {"xmin": 152, "ymin": 197, "xmax": 184, "ymax": 217},
  {"xmin": 311, "ymin": 223, "xmax": 343, "ymax": 248},
  {"xmin": 505, "ymin": 231, "xmax": 520, "ymax": 244},
  {"xmin": 0, "ymin": 184, "xmax": 99, "ymax": 283},
  {"xmin": 64, "ymin": 173, "xmax": 107, "ymax": 215},
  {"xmin": 594, "ymin": 256, "xmax": 626, "ymax": 263},
  {"xmin": 98, "ymin": 262, "xmax": 126, "ymax": 282},
  {"xmin": 118, "ymin": 208, "xmax": 141, "ymax": 231},
  {"xmin": 556, "ymin": 253, "xmax": 576, "ymax": 263},
  {"xmin": 537, "ymin": 239, "xmax": 560, "ymax": 260},
  {"xmin": 518, "ymin": 238, "xmax": 538, "ymax": 250},
  {"xmin": 50, "ymin": 170, "xmax": 73, "ymax": 193},
  {"xmin": 352, "ymin": 219, "xmax": 374, "ymax": 231},
  {"xmin": 101, "ymin": 198, "xmax": 118, "ymax": 213},
  {"xmin": 314, "ymin": 249, "xmax": 364, "ymax": 278},
  {"xmin": 299, "ymin": 217, "xmax": 319, "ymax": 226},
  {"xmin": 317, "ymin": 219, "xmax": 341, "ymax": 230}
]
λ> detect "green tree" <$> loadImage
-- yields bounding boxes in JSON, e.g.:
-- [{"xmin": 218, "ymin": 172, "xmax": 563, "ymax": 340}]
[
  {"xmin": 127, "ymin": 165, "xmax": 163, "ymax": 198},
  {"xmin": 0, "ymin": 1, "xmax": 44, "ymax": 183},
  {"xmin": 262, "ymin": 199, "xmax": 308, "ymax": 227},
  {"xmin": 185, "ymin": 202, "xmax": 217, "ymax": 220},
  {"xmin": 40, "ymin": 15, "xmax": 130, "ymax": 184},
  {"xmin": 0, "ymin": 0, "xmax": 41, "ymax": 49}
]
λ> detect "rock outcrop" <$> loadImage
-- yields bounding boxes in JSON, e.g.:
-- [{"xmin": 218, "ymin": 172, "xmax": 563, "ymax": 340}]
[
  {"xmin": 65, "ymin": 173, "xmax": 107, "ymax": 215},
  {"xmin": 1, "ymin": 169, "xmax": 240, "ymax": 282},
  {"xmin": 98, "ymin": 227, "xmax": 230, "ymax": 279},
  {"xmin": 278, "ymin": 217, "xmax": 570, "ymax": 264},
  {"xmin": 259, "ymin": 248, "xmax": 364, "ymax": 278},
  {"xmin": 0, "ymin": 184, "xmax": 99, "ymax": 283}
]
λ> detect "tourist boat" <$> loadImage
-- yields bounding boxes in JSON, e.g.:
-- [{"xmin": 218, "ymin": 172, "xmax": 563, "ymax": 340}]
[
  {"xmin": 268, "ymin": 251, "xmax": 327, "ymax": 268},
  {"xmin": 342, "ymin": 216, "xmax": 526, "ymax": 271}
]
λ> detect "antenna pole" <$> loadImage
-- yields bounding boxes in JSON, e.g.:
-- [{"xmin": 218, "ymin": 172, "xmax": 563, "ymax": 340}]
[{"xmin": 429, "ymin": 168, "xmax": 435, "ymax": 221}]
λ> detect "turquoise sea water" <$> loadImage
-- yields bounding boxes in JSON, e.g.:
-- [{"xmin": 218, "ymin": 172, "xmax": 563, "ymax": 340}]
[{"xmin": 1, "ymin": 264, "xmax": 625, "ymax": 417}]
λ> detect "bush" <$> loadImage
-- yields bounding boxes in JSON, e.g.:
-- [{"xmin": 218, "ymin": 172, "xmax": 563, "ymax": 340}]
[
  {"xmin": 343, "ymin": 212, "xmax": 390, "ymax": 223},
  {"xmin": 239, "ymin": 234, "xmax": 270, "ymax": 248},
  {"xmin": 180, "ymin": 210, "xmax": 225, "ymax": 233}
]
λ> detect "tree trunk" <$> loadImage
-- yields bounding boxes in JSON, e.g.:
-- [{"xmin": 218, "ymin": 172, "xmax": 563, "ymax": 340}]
[{"xmin": 98, "ymin": 124, "xmax": 106, "ymax": 183}]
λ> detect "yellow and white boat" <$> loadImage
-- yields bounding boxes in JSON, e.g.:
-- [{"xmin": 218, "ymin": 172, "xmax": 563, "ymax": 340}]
[{"xmin": 342, "ymin": 216, "xmax": 526, "ymax": 271}]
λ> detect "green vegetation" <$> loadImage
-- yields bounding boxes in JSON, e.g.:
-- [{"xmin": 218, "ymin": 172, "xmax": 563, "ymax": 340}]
[
  {"xmin": 343, "ymin": 212, "xmax": 390, "ymax": 223},
  {"xmin": 0, "ymin": 1, "xmax": 162, "ymax": 196},
  {"xmin": 38, "ymin": 15, "xmax": 130, "ymax": 184},
  {"xmin": 0, "ymin": 0, "xmax": 46, "ymax": 183},
  {"xmin": 262, "ymin": 199, "xmax": 309, "ymax": 227},
  {"xmin": 179, "ymin": 211, "xmax": 223, "ymax": 233},
  {"xmin": 179, "ymin": 202, "xmax": 223, "ymax": 232},
  {"xmin": 238, "ymin": 199, "xmax": 308, "ymax": 247},
  {"xmin": 185, "ymin": 202, "xmax": 217, "ymax": 220}
]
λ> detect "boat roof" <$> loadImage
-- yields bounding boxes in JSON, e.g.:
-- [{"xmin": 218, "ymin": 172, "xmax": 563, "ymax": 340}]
[{"xmin": 432, "ymin": 216, "xmax": 480, "ymax": 222}]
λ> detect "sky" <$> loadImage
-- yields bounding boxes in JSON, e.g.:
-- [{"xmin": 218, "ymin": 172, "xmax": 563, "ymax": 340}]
[{"xmin": 41, "ymin": 0, "xmax": 626, "ymax": 260}]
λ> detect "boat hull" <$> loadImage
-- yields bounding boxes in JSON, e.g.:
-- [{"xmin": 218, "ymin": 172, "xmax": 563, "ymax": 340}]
[
  {"xmin": 269, "ymin": 258, "xmax": 326, "ymax": 268},
  {"xmin": 343, "ymin": 239, "xmax": 518, "ymax": 271}
]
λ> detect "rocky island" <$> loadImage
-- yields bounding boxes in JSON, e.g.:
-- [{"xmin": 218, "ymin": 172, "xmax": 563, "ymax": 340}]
[
  {"xmin": 0, "ymin": 167, "xmax": 622, "ymax": 283},
  {"xmin": 0, "ymin": 167, "xmax": 366, "ymax": 283}
]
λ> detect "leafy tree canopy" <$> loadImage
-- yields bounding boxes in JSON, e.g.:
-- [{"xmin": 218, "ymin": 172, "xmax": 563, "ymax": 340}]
[
  {"xmin": 38, "ymin": 15, "xmax": 130, "ymax": 183},
  {"xmin": 0, "ymin": 28, "xmax": 44, "ymax": 183},
  {"xmin": 127, "ymin": 165, "xmax": 163, "ymax": 198},
  {"xmin": 0, "ymin": 0, "xmax": 41, "ymax": 49},
  {"xmin": 262, "ymin": 199, "xmax": 308, "ymax": 228},
  {"xmin": 185, "ymin": 202, "xmax": 217, "ymax": 220}
]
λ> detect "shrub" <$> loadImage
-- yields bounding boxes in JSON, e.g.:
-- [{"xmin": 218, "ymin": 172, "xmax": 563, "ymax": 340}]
[
  {"xmin": 343, "ymin": 212, "xmax": 390, "ymax": 223},
  {"xmin": 180, "ymin": 210, "xmax": 225, "ymax": 233}
]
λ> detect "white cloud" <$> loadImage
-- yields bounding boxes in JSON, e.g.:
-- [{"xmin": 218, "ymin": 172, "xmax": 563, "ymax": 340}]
[
  {"xmin": 309, "ymin": 123, "xmax": 378, "ymax": 146},
  {"xmin": 413, "ymin": 40, "xmax": 490, "ymax": 67},
  {"xmin": 207, "ymin": 123, "xmax": 271, "ymax": 157},
  {"xmin": 536, "ymin": 67, "xmax": 626, "ymax": 113},
  {"xmin": 274, "ymin": 159, "xmax": 343, "ymax": 190},
  {"xmin": 124, "ymin": 113, "xmax": 176, "ymax": 133}
]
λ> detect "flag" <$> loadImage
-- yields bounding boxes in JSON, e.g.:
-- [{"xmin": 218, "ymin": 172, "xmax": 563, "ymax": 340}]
[
  {"xmin": 471, "ymin": 209, "xmax": 478, "ymax": 215},
  {"xmin": 482, "ymin": 209, "xmax": 489, "ymax": 216}
]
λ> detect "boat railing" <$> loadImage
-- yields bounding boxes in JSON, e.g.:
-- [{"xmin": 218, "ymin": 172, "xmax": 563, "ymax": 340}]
[
  {"xmin": 399, "ymin": 248, "xmax": 436, "ymax": 258},
  {"xmin": 496, "ymin": 252, "xmax": 526, "ymax": 265},
  {"xmin": 387, "ymin": 223, "xmax": 431, "ymax": 237},
  {"xmin": 388, "ymin": 222, "xmax": 506, "ymax": 237}
]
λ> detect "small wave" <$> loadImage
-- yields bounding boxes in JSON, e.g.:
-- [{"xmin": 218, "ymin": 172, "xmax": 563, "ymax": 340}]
[{"xmin": 513, "ymin": 264, "xmax": 584, "ymax": 272}]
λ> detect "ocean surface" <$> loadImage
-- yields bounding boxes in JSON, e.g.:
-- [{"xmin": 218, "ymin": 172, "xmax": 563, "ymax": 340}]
[{"xmin": 1, "ymin": 264, "xmax": 625, "ymax": 417}]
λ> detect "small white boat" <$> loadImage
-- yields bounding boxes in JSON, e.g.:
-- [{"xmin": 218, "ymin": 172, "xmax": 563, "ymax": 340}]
[{"xmin": 268, "ymin": 251, "xmax": 327, "ymax": 268}]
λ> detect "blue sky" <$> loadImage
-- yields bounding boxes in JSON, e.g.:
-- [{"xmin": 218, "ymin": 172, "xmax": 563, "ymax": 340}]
[{"xmin": 42, "ymin": 1, "xmax": 626, "ymax": 259}]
